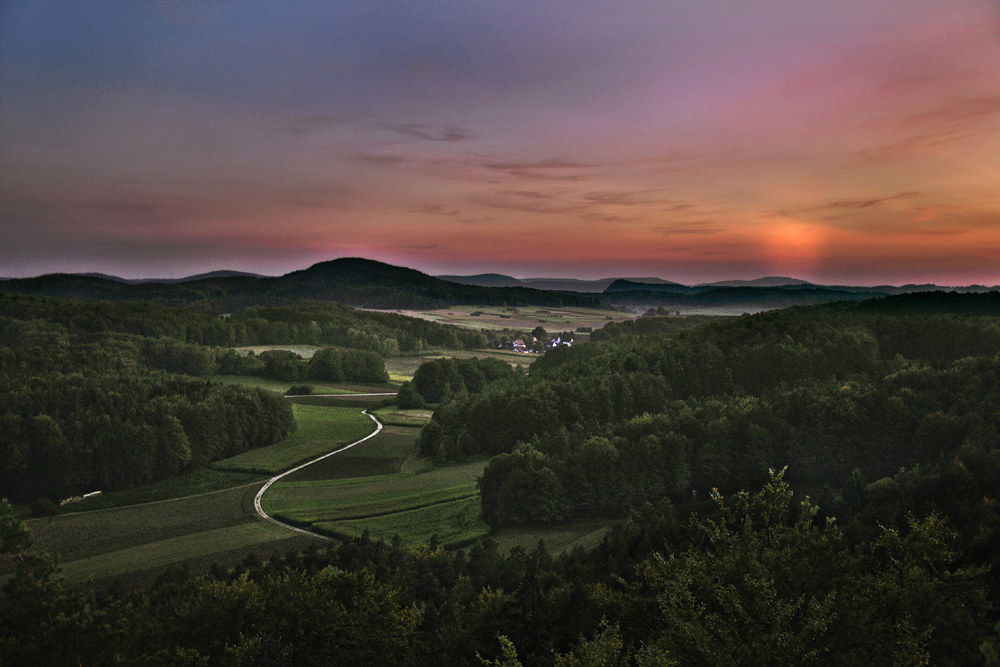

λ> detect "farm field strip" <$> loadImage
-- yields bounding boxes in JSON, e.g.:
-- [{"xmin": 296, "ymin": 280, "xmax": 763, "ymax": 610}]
[
  {"xmin": 210, "ymin": 375, "xmax": 396, "ymax": 395},
  {"xmin": 27, "ymin": 483, "xmax": 261, "ymax": 564},
  {"xmin": 491, "ymin": 519, "xmax": 613, "ymax": 556},
  {"xmin": 315, "ymin": 495, "xmax": 488, "ymax": 548},
  {"xmin": 59, "ymin": 522, "xmax": 294, "ymax": 582},
  {"xmin": 262, "ymin": 459, "xmax": 489, "ymax": 545},
  {"xmin": 376, "ymin": 306, "xmax": 627, "ymax": 334},
  {"xmin": 270, "ymin": 484, "xmax": 479, "ymax": 523},
  {"xmin": 266, "ymin": 459, "xmax": 488, "ymax": 500},
  {"xmin": 212, "ymin": 405, "xmax": 376, "ymax": 474}
]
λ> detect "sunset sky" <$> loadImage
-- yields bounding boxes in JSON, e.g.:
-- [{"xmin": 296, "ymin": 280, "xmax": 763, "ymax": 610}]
[{"xmin": 2, "ymin": 1, "xmax": 1000, "ymax": 285}]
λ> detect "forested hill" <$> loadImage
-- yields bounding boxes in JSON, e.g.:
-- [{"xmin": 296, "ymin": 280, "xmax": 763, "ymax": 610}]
[
  {"xmin": 601, "ymin": 282, "xmax": 890, "ymax": 310},
  {"xmin": 0, "ymin": 293, "xmax": 488, "ymax": 353},
  {"xmin": 419, "ymin": 289, "xmax": 1000, "ymax": 523},
  {"xmin": 0, "ymin": 258, "xmax": 603, "ymax": 311}
]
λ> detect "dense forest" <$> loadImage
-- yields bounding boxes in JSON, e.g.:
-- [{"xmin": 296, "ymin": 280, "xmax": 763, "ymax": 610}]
[
  {"xmin": 1, "ymin": 469, "xmax": 994, "ymax": 666},
  {"xmin": 416, "ymin": 294, "xmax": 1000, "ymax": 526},
  {"xmin": 0, "ymin": 293, "xmax": 488, "ymax": 353},
  {"xmin": 4, "ymin": 290, "xmax": 1000, "ymax": 665},
  {"xmin": 0, "ymin": 292, "xmax": 489, "ymax": 501}
]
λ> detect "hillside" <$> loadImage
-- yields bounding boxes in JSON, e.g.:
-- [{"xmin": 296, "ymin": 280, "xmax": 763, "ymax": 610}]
[{"xmin": 0, "ymin": 258, "xmax": 604, "ymax": 311}]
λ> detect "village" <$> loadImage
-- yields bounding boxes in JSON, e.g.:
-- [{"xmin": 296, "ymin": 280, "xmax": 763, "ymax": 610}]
[{"xmin": 498, "ymin": 327, "xmax": 575, "ymax": 354}]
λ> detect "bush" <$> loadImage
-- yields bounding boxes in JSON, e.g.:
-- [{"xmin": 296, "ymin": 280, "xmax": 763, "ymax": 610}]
[
  {"xmin": 287, "ymin": 384, "xmax": 313, "ymax": 396},
  {"xmin": 31, "ymin": 497, "xmax": 60, "ymax": 517}
]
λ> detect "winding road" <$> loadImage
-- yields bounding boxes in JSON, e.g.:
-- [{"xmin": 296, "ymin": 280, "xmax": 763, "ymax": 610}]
[{"xmin": 253, "ymin": 407, "xmax": 384, "ymax": 541}]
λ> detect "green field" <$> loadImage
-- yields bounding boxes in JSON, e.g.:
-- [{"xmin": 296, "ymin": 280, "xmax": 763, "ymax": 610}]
[
  {"xmin": 372, "ymin": 407, "xmax": 433, "ymax": 427},
  {"xmin": 210, "ymin": 374, "xmax": 393, "ymax": 395},
  {"xmin": 28, "ymin": 395, "xmax": 610, "ymax": 588},
  {"xmin": 212, "ymin": 405, "xmax": 376, "ymax": 475},
  {"xmin": 385, "ymin": 349, "xmax": 534, "ymax": 382},
  {"xmin": 316, "ymin": 495, "xmax": 485, "ymax": 549},
  {"xmin": 392, "ymin": 305, "xmax": 626, "ymax": 334},
  {"xmin": 263, "ymin": 460, "xmax": 490, "ymax": 548},
  {"xmin": 491, "ymin": 519, "xmax": 612, "ymax": 555},
  {"xmin": 59, "ymin": 522, "xmax": 295, "ymax": 581},
  {"xmin": 57, "ymin": 468, "xmax": 263, "ymax": 513}
]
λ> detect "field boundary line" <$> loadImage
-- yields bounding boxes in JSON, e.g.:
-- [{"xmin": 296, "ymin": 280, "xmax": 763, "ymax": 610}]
[
  {"xmin": 285, "ymin": 392, "xmax": 398, "ymax": 397},
  {"xmin": 274, "ymin": 490, "xmax": 480, "ymax": 523},
  {"xmin": 253, "ymin": 410, "xmax": 383, "ymax": 541}
]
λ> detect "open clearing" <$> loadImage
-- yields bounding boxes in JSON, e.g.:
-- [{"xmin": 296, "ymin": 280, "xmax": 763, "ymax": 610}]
[
  {"xmin": 263, "ymin": 459, "xmax": 490, "ymax": 548},
  {"xmin": 210, "ymin": 374, "xmax": 396, "ymax": 395},
  {"xmin": 372, "ymin": 406, "xmax": 434, "ymax": 427},
  {"xmin": 59, "ymin": 521, "xmax": 296, "ymax": 582},
  {"xmin": 212, "ymin": 404, "xmax": 376, "ymax": 475},
  {"xmin": 28, "ymin": 482, "xmax": 266, "ymax": 566},
  {"xmin": 381, "ymin": 305, "xmax": 628, "ymax": 334}
]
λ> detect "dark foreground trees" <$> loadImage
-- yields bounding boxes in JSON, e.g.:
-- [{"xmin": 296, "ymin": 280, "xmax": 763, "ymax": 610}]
[{"xmin": 2, "ymin": 471, "xmax": 993, "ymax": 666}]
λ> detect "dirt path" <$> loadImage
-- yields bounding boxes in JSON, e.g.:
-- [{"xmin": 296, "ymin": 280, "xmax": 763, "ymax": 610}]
[{"xmin": 253, "ymin": 410, "xmax": 383, "ymax": 540}]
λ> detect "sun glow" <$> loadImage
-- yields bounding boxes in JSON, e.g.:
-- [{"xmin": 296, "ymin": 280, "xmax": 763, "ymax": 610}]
[{"xmin": 763, "ymin": 222, "xmax": 826, "ymax": 275}]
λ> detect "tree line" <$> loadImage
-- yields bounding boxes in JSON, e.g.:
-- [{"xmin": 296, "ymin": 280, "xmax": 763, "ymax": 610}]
[
  {"xmin": 0, "ymin": 293, "xmax": 487, "ymax": 354},
  {"xmin": 1, "ymin": 469, "xmax": 992, "ymax": 665},
  {"xmin": 0, "ymin": 342, "xmax": 294, "ymax": 501},
  {"xmin": 413, "ymin": 296, "xmax": 1000, "ymax": 590}
]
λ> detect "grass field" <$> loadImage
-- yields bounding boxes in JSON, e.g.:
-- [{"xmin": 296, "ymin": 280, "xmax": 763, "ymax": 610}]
[
  {"xmin": 372, "ymin": 407, "xmax": 433, "ymax": 427},
  {"xmin": 386, "ymin": 305, "xmax": 626, "ymax": 334},
  {"xmin": 210, "ymin": 375, "xmax": 394, "ymax": 395},
  {"xmin": 315, "ymin": 495, "xmax": 485, "ymax": 549},
  {"xmin": 59, "ymin": 521, "xmax": 295, "ymax": 582},
  {"xmin": 58, "ymin": 468, "xmax": 264, "ymax": 513},
  {"xmin": 28, "ymin": 482, "xmax": 262, "ymax": 565},
  {"xmin": 385, "ymin": 349, "xmax": 534, "ymax": 382},
  {"xmin": 491, "ymin": 519, "xmax": 612, "ymax": 555},
  {"xmin": 212, "ymin": 405, "xmax": 376, "ymax": 475},
  {"xmin": 263, "ymin": 459, "xmax": 489, "ymax": 549},
  {"xmin": 288, "ymin": 393, "xmax": 396, "ymax": 409}
]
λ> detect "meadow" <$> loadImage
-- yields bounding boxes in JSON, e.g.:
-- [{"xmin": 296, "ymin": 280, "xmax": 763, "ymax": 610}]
[
  {"xmin": 371, "ymin": 406, "xmax": 434, "ymax": 427},
  {"xmin": 27, "ymin": 482, "xmax": 265, "ymax": 568},
  {"xmin": 390, "ymin": 305, "xmax": 629, "ymax": 333},
  {"xmin": 263, "ymin": 460, "xmax": 491, "ymax": 549},
  {"xmin": 211, "ymin": 404, "xmax": 377, "ymax": 475},
  {"xmin": 210, "ymin": 374, "xmax": 395, "ymax": 395}
]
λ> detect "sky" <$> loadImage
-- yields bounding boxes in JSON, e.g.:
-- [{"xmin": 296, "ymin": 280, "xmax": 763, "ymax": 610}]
[{"xmin": 2, "ymin": 1, "xmax": 1000, "ymax": 286}]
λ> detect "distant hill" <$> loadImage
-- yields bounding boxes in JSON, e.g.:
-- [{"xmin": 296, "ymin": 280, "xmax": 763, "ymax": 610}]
[
  {"xmin": 71, "ymin": 270, "xmax": 267, "ymax": 285},
  {"xmin": 602, "ymin": 285, "xmax": 892, "ymax": 311},
  {"xmin": 2, "ymin": 258, "xmax": 603, "ymax": 311},
  {"xmin": 437, "ymin": 274, "xmax": 685, "ymax": 293},
  {"xmin": 604, "ymin": 279, "xmax": 701, "ymax": 294},
  {"xmin": 844, "ymin": 290, "xmax": 1000, "ymax": 315},
  {"xmin": 697, "ymin": 277, "xmax": 811, "ymax": 288},
  {"xmin": 7, "ymin": 261, "xmax": 996, "ymax": 313},
  {"xmin": 75, "ymin": 272, "xmax": 131, "ymax": 283},
  {"xmin": 522, "ymin": 277, "xmax": 683, "ymax": 293},
  {"xmin": 437, "ymin": 273, "xmax": 525, "ymax": 288}
]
